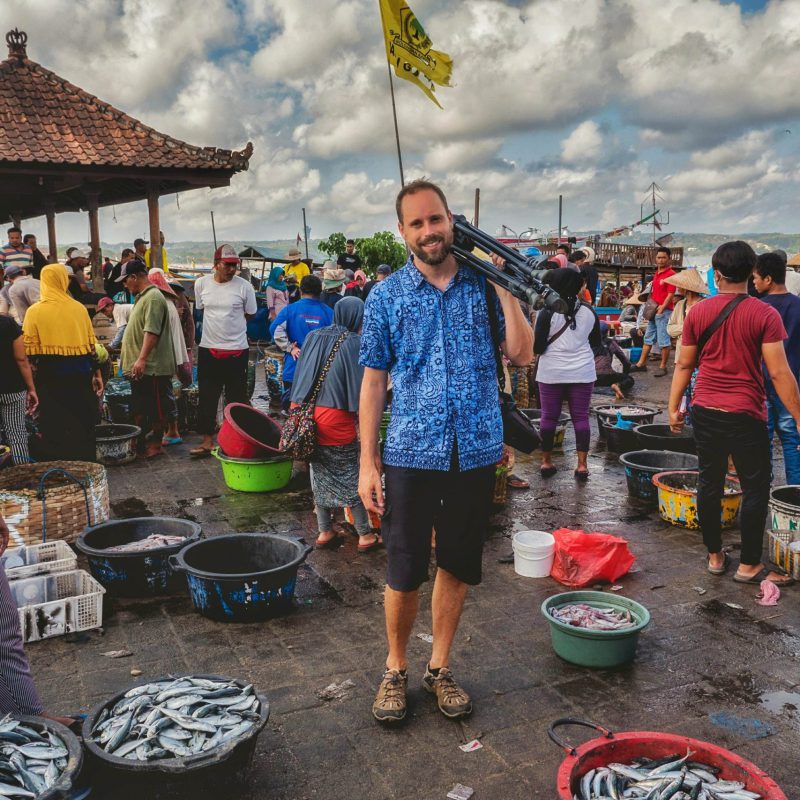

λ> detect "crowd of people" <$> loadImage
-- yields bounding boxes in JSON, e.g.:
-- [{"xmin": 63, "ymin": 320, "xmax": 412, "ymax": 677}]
[{"xmin": 2, "ymin": 181, "xmax": 800, "ymax": 728}]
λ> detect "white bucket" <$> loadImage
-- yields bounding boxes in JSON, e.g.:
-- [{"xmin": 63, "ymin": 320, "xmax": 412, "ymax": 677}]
[{"xmin": 512, "ymin": 530, "xmax": 555, "ymax": 578}]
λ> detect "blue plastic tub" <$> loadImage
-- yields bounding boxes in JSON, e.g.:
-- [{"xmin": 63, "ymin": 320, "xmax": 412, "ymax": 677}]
[
  {"xmin": 629, "ymin": 346, "xmax": 642, "ymax": 363},
  {"xmin": 169, "ymin": 533, "xmax": 312, "ymax": 622}
]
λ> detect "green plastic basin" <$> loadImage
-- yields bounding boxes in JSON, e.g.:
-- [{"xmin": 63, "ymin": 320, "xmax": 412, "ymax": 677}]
[
  {"xmin": 541, "ymin": 591, "xmax": 651, "ymax": 668},
  {"xmin": 213, "ymin": 448, "xmax": 293, "ymax": 493}
]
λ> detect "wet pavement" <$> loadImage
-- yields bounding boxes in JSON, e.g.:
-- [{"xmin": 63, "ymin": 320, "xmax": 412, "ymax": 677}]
[{"xmin": 27, "ymin": 368, "xmax": 800, "ymax": 799}]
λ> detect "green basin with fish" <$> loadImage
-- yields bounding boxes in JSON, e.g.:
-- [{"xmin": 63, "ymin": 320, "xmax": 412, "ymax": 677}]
[{"xmin": 541, "ymin": 591, "xmax": 650, "ymax": 668}]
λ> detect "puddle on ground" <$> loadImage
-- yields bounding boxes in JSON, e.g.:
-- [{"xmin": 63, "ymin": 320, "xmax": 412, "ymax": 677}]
[
  {"xmin": 760, "ymin": 690, "xmax": 800, "ymax": 715},
  {"xmin": 110, "ymin": 497, "xmax": 153, "ymax": 517},
  {"xmin": 178, "ymin": 496, "xmax": 220, "ymax": 508},
  {"xmin": 294, "ymin": 563, "xmax": 343, "ymax": 609}
]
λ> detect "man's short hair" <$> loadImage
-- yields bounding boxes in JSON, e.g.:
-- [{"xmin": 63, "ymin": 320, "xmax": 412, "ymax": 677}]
[
  {"xmin": 395, "ymin": 178, "xmax": 449, "ymax": 223},
  {"xmin": 755, "ymin": 252, "xmax": 787, "ymax": 285},
  {"xmin": 556, "ymin": 243, "xmax": 571, "ymax": 254},
  {"xmin": 121, "ymin": 248, "xmax": 135, "ymax": 258},
  {"xmin": 300, "ymin": 274, "xmax": 322, "ymax": 296},
  {"xmin": 7, "ymin": 226, "xmax": 21, "ymax": 236},
  {"xmin": 656, "ymin": 246, "xmax": 672, "ymax": 258},
  {"xmin": 712, "ymin": 240, "xmax": 757, "ymax": 283},
  {"xmin": 346, "ymin": 239, "xmax": 355, "ymax": 246},
  {"xmin": 568, "ymin": 250, "xmax": 585, "ymax": 263},
  {"xmin": 22, "ymin": 234, "xmax": 35, "ymax": 244}
]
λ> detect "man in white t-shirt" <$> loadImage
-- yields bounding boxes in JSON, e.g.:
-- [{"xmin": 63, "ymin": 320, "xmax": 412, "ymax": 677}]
[{"xmin": 190, "ymin": 244, "xmax": 257, "ymax": 456}]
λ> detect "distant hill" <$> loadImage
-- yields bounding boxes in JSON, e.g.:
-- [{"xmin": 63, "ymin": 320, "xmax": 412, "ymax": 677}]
[{"xmin": 59, "ymin": 239, "xmax": 325, "ymax": 265}]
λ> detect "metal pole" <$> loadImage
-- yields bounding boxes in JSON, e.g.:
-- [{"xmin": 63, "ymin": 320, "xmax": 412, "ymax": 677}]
[
  {"xmin": 302, "ymin": 207, "xmax": 309, "ymax": 260},
  {"xmin": 386, "ymin": 60, "xmax": 405, "ymax": 187},
  {"xmin": 558, "ymin": 195, "xmax": 563, "ymax": 244},
  {"xmin": 210, "ymin": 210, "xmax": 217, "ymax": 251},
  {"xmin": 473, "ymin": 188, "xmax": 480, "ymax": 227}
]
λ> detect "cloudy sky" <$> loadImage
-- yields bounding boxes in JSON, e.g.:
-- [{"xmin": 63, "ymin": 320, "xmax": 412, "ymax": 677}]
[{"xmin": 5, "ymin": 0, "xmax": 800, "ymax": 246}]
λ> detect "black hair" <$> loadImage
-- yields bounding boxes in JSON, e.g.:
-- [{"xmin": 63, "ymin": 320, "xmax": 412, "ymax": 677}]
[
  {"xmin": 22, "ymin": 234, "xmax": 35, "ymax": 244},
  {"xmin": 120, "ymin": 248, "xmax": 135, "ymax": 258},
  {"xmin": 346, "ymin": 239, "xmax": 355, "ymax": 246},
  {"xmin": 543, "ymin": 268, "xmax": 584, "ymax": 321},
  {"xmin": 7, "ymin": 226, "xmax": 21, "ymax": 236},
  {"xmin": 556, "ymin": 243, "xmax": 571, "ymax": 254},
  {"xmin": 655, "ymin": 246, "xmax": 671, "ymax": 258},
  {"xmin": 568, "ymin": 251, "xmax": 586, "ymax": 263},
  {"xmin": 300, "ymin": 274, "xmax": 322, "ymax": 297},
  {"xmin": 755, "ymin": 252, "xmax": 787, "ymax": 285},
  {"xmin": 712, "ymin": 241, "xmax": 757, "ymax": 283}
]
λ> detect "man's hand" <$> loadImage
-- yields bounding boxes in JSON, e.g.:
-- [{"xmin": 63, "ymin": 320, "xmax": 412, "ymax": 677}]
[
  {"xmin": 358, "ymin": 457, "xmax": 385, "ymax": 516},
  {"xmin": 489, "ymin": 254, "xmax": 512, "ymax": 296},
  {"xmin": 26, "ymin": 390, "xmax": 39, "ymax": 414},
  {"xmin": 290, "ymin": 344, "xmax": 301, "ymax": 360},
  {"xmin": 669, "ymin": 407, "xmax": 685, "ymax": 433},
  {"xmin": 131, "ymin": 358, "xmax": 146, "ymax": 380},
  {"xmin": 92, "ymin": 374, "xmax": 104, "ymax": 397}
]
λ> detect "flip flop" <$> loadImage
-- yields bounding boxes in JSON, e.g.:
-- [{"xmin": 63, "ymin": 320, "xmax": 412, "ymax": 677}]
[
  {"xmin": 189, "ymin": 447, "xmax": 214, "ymax": 458},
  {"xmin": 162, "ymin": 437, "xmax": 183, "ymax": 446},
  {"xmin": 357, "ymin": 534, "xmax": 383, "ymax": 553},
  {"xmin": 707, "ymin": 552, "xmax": 730, "ymax": 575},
  {"xmin": 574, "ymin": 469, "xmax": 590, "ymax": 481},
  {"xmin": 315, "ymin": 535, "xmax": 342, "ymax": 551},
  {"xmin": 506, "ymin": 473, "xmax": 530, "ymax": 489},
  {"xmin": 540, "ymin": 466, "xmax": 557, "ymax": 478},
  {"xmin": 733, "ymin": 566, "xmax": 794, "ymax": 586}
]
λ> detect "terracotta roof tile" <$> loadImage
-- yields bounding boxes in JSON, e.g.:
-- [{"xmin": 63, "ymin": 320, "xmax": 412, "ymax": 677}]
[{"xmin": 0, "ymin": 51, "xmax": 252, "ymax": 172}]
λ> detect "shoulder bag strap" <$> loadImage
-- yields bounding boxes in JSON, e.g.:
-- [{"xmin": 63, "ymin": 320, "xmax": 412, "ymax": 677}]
[
  {"xmin": 484, "ymin": 280, "xmax": 508, "ymax": 390},
  {"xmin": 695, "ymin": 294, "xmax": 748, "ymax": 362},
  {"xmin": 304, "ymin": 330, "xmax": 349, "ymax": 404}
]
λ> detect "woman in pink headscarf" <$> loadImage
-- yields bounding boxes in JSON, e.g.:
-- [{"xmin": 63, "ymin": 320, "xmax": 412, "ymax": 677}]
[
  {"xmin": 345, "ymin": 270, "xmax": 367, "ymax": 299},
  {"xmin": 551, "ymin": 253, "xmax": 570, "ymax": 269}
]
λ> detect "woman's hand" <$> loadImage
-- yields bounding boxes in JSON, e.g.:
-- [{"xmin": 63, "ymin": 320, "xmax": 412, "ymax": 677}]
[
  {"xmin": 92, "ymin": 373, "xmax": 104, "ymax": 397},
  {"xmin": 26, "ymin": 390, "xmax": 39, "ymax": 414}
]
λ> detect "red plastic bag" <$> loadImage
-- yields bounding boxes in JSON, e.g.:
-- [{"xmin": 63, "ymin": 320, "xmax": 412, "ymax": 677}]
[{"xmin": 549, "ymin": 528, "xmax": 636, "ymax": 588}]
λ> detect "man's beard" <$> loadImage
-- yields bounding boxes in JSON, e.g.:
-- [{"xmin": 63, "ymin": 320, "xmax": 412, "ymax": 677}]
[{"xmin": 410, "ymin": 234, "xmax": 452, "ymax": 267}]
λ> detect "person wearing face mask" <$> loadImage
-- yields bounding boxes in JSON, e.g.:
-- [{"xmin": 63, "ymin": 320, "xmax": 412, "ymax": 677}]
[{"xmin": 669, "ymin": 241, "xmax": 800, "ymax": 588}]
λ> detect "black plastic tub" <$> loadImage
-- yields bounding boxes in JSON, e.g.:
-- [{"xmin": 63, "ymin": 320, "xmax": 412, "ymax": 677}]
[
  {"xmin": 95, "ymin": 423, "xmax": 142, "ymax": 465},
  {"xmin": 76, "ymin": 517, "xmax": 202, "ymax": 596},
  {"xmin": 82, "ymin": 673, "xmax": 269, "ymax": 798},
  {"xmin": 169, "ymin": 533, "xmax": 312, "ymax": 622},
  {"xmin": 593, "ymin": 404, "xmax": 660, "ymax": 440},
  {"xmin": 601, "ymin": 422, "xmax": 641, "ymax": 454},
  {"xmin": 619, "ymin": 450, "xmax": 700, "ymax": 505},
  {"xmin": 10, "ymin": 715, "xmax": 84, "ymax": 800},
  {"xmin": 635, "ymin": 423, "xmax": 696, "ymax": 454}
]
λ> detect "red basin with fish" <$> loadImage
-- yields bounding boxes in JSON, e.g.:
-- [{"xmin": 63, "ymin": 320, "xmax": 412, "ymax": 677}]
[{"xmin": 550, "ymin": 718, "xmax": 787, "ymax": 799}]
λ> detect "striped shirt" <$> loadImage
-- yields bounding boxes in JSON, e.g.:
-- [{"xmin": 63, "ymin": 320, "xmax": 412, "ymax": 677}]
[{"xmin": 0, "ymin": 244, "xmax": 33, "ymax": 272}]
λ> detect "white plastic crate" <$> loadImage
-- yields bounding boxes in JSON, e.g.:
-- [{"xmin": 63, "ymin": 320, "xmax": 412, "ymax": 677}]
[
  {"xmin": 11, "ymin": 569, "xmax": 105, "ymax": 643},
  {"xmin": 1, "ymin": 541, "xmax": 77, "ymax": 580},
  {"xmin": 767, "ymin": 529, "xmax": 800, "ymax": 580}
]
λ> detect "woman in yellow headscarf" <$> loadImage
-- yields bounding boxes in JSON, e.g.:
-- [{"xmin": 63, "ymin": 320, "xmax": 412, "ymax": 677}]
[{"xmin": 23, "ymin": 265, "xmax": 103, "ymax": 461}]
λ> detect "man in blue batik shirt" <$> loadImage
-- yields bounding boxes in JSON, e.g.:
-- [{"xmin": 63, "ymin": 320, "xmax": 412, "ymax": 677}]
[{"xmin": 359, "ymin": 179, "xmax": 533, "ymax": 725}]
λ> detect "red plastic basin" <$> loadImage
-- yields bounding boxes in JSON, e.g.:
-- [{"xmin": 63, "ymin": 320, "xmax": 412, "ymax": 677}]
[
  {"xmin": 217, "ymin": 403, "xmax": 283, "ymax": 459},
  {"xmin": 554, "ymin": 724, "xmax": 786, "ymax": 799}
]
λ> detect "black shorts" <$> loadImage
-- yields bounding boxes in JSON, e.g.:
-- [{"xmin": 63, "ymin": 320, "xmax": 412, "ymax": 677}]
[
  {"xmin": 382, "ymin": 463, "xmax": 495, "ymax": 592},
  {"xmin": 130, "ymin": 375, "xmax": 173, "ymax": 425}
]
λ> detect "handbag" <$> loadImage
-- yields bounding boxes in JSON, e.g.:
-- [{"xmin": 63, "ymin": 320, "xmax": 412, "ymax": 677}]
[
  {"xmin": 485, "ymin": 283, "xmax": 541, "ymax": 453},
  {"xmin": 642, "ymin": 296, "xmax": 658, "ymax": 322},
  {"xmin": 278, "ymin": 331, "xmax": 349, "ymax": 460}
]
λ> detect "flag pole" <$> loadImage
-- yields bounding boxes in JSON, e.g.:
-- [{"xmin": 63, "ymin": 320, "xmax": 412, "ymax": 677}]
[
  {"xmin": 302, "ymin": 207, "xmax": 309, "ymax": 260},
  {"xmin": 379, "ymin": 2, "xmax": 405, "ymax": 187}
]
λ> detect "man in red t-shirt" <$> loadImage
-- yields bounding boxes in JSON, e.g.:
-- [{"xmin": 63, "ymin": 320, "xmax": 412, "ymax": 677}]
[
  {"xmin": 631, "ymin": 247, "xmax": 675, "ymax": 376},
  {"xmin": 668, "ymin": 240, "xmax": 800, "ymax": 588}
]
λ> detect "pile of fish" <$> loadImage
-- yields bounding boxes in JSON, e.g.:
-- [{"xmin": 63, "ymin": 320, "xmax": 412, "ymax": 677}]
[
  {"xmin": 0, "ymin": 716, "xmax": 69, "ymax": 796},
  {"xmin": 105, "ymin": 534, "xmax": 186, "ymax": 553},
  {"xmin": 576, "ymin": 752, "xmax": 761, "ymax": 799},
  {"xmin": 550, "ymin": 603, "xmax": 636, "ymax": 631},
  {"xmin": 91, "ymin": 676, "xmax": 260, "ymax": 761}
]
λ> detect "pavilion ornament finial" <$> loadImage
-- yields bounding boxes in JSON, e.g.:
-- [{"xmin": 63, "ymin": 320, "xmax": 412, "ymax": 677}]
[{"xmin": 6, "ymin": 28, "xmax": 28, "ymax": 60}]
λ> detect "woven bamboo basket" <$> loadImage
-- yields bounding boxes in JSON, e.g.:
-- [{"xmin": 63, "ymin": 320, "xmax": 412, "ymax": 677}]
[{"xmin": 0, "ymin": 461, "xmax": 110, "ymax": 547}]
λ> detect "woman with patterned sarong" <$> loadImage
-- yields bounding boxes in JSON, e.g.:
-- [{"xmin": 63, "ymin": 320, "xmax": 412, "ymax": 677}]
[{"xmin": 290, "ymin": 297, "xmax": 381, "ymax": 553}]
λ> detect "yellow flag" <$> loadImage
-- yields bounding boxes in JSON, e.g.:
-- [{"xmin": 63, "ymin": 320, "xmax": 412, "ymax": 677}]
[{"xmin": 379, "ymin": 0, "xmax": 453, "ymax": 108}]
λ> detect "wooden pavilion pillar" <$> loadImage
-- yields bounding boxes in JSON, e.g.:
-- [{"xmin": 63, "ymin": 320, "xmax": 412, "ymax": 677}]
[
  {"xmin": 45, "ymin": 203, "xmax": 57, "ymax": 263},
  {"xmin": 86, "ymin": 192, "xmax": 102, "ymax": 288},
  {"xmin": 147, "ymin": 185, "xmax": 162, "ymax": 271}
]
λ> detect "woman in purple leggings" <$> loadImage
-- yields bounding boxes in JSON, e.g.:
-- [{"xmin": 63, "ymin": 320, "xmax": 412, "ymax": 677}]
[{"xmin": 534, "ymin": 269, "xmax": 600, "ymax": 479}]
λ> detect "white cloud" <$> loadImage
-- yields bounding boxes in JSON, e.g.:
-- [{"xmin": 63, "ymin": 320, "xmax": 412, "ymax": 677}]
[
  {"xmin": 6, "ymin": 0, "xmax": 800, "ymax": 245},
  {"xmin": 561, "ymin": 121, "xmax": 603, "ymax": 164}
]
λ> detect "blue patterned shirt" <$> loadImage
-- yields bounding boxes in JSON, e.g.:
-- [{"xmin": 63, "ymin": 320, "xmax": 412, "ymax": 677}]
[{"xmin": 359, "ymin": 258, "xmax": 505, "ymax": 472}]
